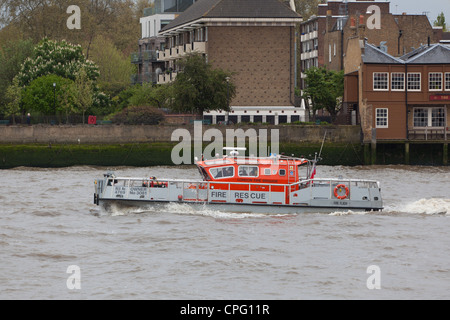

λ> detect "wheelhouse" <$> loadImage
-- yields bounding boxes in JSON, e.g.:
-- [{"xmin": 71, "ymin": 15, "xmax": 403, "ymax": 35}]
[{"xmin": 195, "ymin": 149, "xmax": 309, "ymax": 184}]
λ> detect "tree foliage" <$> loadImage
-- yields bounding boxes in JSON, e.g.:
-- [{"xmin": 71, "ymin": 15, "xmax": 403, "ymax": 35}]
[
  {"xmin": 88, "ymin": 35, "xmax": 135, "ymax": 96},
  {"xmin": 0, "ymin": 39, "xmax": 34, "ymax": 107},
  {"xmin": 0, "ymin": 0, "xmax": 140, "ymax": 55},
  {"xmin": 302, "ymin": 67, "xmax": 344, "ymax": 122},
  {"xmin": 168, "ymin": 53, "xmax": 235, "ymax": 115},
  {"xmin": 22, "ymin": 74, "xmax": 74, "ymax": 117},
  {"xmin": 16, "ymin": 38, "xmax": 99, "ymax": 87},
  {"xmin": 294, "ymin": 0, "xmax": 321, "ymax": 20},
  {"xmin": 434, "ymin": 12, "xmax": 447, "ymax": 32},
  {"xmin": 110, "ymin": 105, "xmax": 165, "ymax": 125}
]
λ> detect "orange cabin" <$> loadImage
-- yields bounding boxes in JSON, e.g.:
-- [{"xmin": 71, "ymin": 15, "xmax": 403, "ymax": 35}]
[{"xmin": 195, "ymin": 156, "xmax": 308, "ymax": 185}]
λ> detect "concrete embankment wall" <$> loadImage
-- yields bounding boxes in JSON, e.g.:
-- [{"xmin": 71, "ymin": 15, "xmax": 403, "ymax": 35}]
[
  {"xmin": 0, "ymin": 124, "xmax": 360, "ymax": 144},
  {"xmin": 0, "ymin": 124, "xmax": 365, "ymax": 168}
]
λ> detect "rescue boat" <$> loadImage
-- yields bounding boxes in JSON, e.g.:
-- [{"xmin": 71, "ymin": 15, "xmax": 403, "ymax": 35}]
[{"xmin": 93, "ymin": 148, "xmax": 383, "ymax": 214}]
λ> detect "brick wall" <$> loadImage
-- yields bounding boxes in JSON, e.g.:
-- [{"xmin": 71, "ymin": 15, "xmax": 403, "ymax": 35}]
[{"xmin": 207, "ymin": 26, "xmax": 295, "ymax": 107}]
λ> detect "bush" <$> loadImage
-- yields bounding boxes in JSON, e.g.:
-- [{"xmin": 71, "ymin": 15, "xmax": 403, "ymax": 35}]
[{"xmin": 110, "ymin": 106, "xmax": 165, "ymax": 125}]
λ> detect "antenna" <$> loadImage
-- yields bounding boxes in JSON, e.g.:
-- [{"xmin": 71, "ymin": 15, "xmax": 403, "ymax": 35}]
[{"xmin": 318, "ymin": 130, "xmax": 327, "ymax": 159}]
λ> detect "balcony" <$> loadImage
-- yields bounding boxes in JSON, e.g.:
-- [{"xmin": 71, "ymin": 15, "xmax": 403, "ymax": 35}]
[
  {"xmin": 300, "ymin": 30, "xmax": 318, "ymax": 42},
  {"xmin": 157, "ymin": 72, "xmax": 177, "ymax": 84},
  {"xmin": 130, "ymin": 50, "xmax": 158, "ymax": 64},
  {"xmin": 131, "ymin": 72, "xmax": 157, "ymax": 85},
  {"xmin": 301, "ymin": 49, "xmax": 318, "ymax": 61}
]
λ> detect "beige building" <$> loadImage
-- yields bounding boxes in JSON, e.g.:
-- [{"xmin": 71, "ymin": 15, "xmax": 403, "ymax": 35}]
[{"xmin": 158, "ymin": 0, "xmax": 304, "ymax": 124}]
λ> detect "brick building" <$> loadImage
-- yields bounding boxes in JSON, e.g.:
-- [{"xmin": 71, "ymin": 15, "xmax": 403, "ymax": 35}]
[
  {"xmin": 344, "ymin": 38, "xmax": 450, "ymax": 144},
  {"xmin": 158, "ymin": 0, "xmax": 304, "ymax": 124},
  {"xmin": 300, "ymin": 0, "xmax": 444, "ymax": 89}
]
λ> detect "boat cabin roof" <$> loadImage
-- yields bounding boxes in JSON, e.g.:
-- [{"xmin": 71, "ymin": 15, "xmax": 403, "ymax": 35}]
[{"xmin": 196, "ymin": 152, "xmax": 309, "ymax": 184}]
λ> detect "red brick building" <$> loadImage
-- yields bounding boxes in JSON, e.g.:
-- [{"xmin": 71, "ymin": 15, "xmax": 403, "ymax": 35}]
[{"xmin": 344, "ymin": 38, "xmax": 450, "ymax": 143}]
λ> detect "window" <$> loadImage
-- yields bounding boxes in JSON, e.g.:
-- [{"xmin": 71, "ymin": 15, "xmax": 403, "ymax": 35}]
[
  {"xmin": 263, "ymin": 168, "xmax": 271, "ymax": 175},
  {"xmin": 333, "ymin": 43, "xmax": 336, "ymax": 56},
  {"xmin": 414, "ymin": 107, "xmax": 445, "ymax": 127},
  {"xmin": 407, "ymin": 73, "xmax": 421, "ymax": 91},
  {"xmin": 445, "ymin": 73, "xmax": 450, "ymax": 91},
  {"xmin": 329, "ymin": 44, "xmax": 331, "ymax": 63},
  {"xmin": 210, "ymin": 166, "xmax": 234, "ymax": 179},
  {"xmin": 375, "ymin": 108, "xmax": 388, "ymax": 128},
  {"xmin": 429, "ymin": 73, "xmax": 442, "ymax": 91},
  {"xmin": 431, "ymin": 108, "xmax": 446, "ymax": 127},
  {"xmin": 413, "ymin": 108, "xmax": 428, "ymax": 127},
  {"xmin": 238, "ymin": 166, "xmax": 258, "ymax": 177},
  {"xmin": 279, "ymin": 169, "xmax": 286, "ymax": 176},
  {"xmin": 373, "ymin": 72, "xmax": 389, "ymax": 90},
  {"xmin": 391, "ymin": 73, "xmax": 405, "ymax": 91}
]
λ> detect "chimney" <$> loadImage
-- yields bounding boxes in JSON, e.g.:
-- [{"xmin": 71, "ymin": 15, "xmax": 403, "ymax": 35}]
[
  {"xmin": 326, "ymin": 10, "xmax": 333, "ymax": 32},
  {"xmin": 358, "ymin": 15, "xmax": 366, "ymax": 40}
]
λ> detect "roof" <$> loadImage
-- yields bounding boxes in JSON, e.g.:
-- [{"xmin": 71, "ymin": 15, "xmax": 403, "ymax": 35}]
[
  {"xmin": 362, "ymin": 43, "xmax": 450, "ymax": 65},
  {"xmin": 362, "ymin": 43, "xmax": 404, "ymax": 64},
  {"xmin": 160, "ymin": 0, "xmax": 302, "ymax": 32},
  {"xmin": 399, "ymin": 44, "xmax": 450, "ymax": 64}
]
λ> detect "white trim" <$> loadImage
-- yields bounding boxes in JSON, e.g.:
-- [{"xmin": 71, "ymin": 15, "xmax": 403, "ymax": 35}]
[
  {"xmin": 391, "ymin": 72, "xmax": 405, "ymax": 91},
  {"xmin": 373, "ymin": 72, "xmax": 389, "ymax": 91},
  {"xmin": 445, "ymin": 72, "xmax": 450, "ymax": 91},
  {"xmin": 407, "ymin": 72, "xmax": 421, "ymax": 92},
  {"xmin": 429, "ymin": 72, "xmax": 443, "ymax": 92},
  {"xmin": 413, "ymin": 107, "xmax": 446, "ymax": 128},
  {"xmin": 375, "ymin": 108, "xmax": 388, "ymax": 129}
]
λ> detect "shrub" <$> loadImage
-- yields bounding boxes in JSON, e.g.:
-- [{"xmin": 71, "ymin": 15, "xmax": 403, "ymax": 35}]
[{"xmin": 110, "ymin": 105, "xmax": 165, "ymax": 125}]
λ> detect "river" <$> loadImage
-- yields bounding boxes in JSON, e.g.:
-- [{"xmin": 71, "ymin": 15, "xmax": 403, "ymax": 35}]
[{"xmin": 0, "ymin": 165, "xmax": 449, "ymax": 300}]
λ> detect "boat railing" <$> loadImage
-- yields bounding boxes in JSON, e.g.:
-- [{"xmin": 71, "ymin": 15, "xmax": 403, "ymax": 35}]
[{"xmin": 101, "ymin": 176, "xmax": 380, "ymax": 203}]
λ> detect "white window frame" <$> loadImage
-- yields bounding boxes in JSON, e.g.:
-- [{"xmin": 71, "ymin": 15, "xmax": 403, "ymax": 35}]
[
  {"xmin": 373, "ymin": 72, "xmax": 389, "ymax": 91},
  {"xmin": 413, "ymin": 107, "xmax": 446, "ymax": 128},
  {"xmin": 329, "ymin": 44, "xmax": 331, "ymax": 63},
  {"xmin": 407, "ymin": 73, "xmax": 421, "ymax": 92},
  {"xmin": 429, "ymin": 72, "xmax": 443, "ymax": 91},
  {"xmin": 391, "ymin": 72, "xmax": 405, "ymax": 91},
  {"xmin": 445, "ymin": 73, "xmax": 450, "ymax": 91},
  {"xmin": 375, "ymin": 108, "xmax": 388, "ymax": 128}
]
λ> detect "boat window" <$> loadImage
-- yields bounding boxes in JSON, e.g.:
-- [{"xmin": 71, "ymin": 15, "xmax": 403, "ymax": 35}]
[
  {"xmin": 239, "ymin": 166, "xmax": 258, "ymax": 177},
  {"xmin": 263, "ymin": 168, "xmax": 271, "ymax": 175},
  {"xmin": 209, "ymin": 166, "xmax": 234, "ymax": 179},
  {"xmin": 279, "ymin": 169, "xmax": 286, "ymax": 176}
]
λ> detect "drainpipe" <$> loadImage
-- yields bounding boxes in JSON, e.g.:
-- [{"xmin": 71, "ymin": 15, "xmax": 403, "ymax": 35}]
[
  {"xmin": 405, "ymin": 62, "xmax": 409, "ymax": 140},
  {"xmin": 398, "ymin": 30, "xmax": 403, "ymax": 55}
]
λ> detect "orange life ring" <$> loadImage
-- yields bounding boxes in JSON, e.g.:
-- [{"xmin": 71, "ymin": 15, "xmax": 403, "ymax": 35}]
[{"xmin": 334, "ymin": 184, "xmax": 349, "ymax": 200}]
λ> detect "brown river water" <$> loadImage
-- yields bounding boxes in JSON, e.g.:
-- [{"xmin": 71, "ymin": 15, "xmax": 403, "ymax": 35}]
[{"xmin": 0, "ymin": 165, "xmax": 449, "ymax": 299}]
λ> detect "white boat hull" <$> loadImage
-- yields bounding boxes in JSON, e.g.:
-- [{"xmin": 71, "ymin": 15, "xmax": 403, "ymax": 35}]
[{"xmin": 99, "ymin": 198, "xmax": 381, "ymax": 215}]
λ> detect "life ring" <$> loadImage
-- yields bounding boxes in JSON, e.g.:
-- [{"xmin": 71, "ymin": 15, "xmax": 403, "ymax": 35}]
[{"xmin": 334, "ymin": 184, "xmax": 349, "ymax": 200}]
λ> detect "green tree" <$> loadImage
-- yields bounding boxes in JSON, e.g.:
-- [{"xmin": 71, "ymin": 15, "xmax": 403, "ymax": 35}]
[
  {"xmin": 169, "ymin": 53, "xmax": 235, "ymax": 115},
  {"xmin": 302, "ymin": 67, "xmax": 344, "ymax": 122},
  {"xmin": 3, "ymin": 78, "xmax": 23, "ymax": 124},
  {"xmin": 0, "ymin": 39, "xmax": 34, "ymax": 111},
  {"xmin": 22, "ymin": 74, "xmax": 73, "ymax": 119},
  {"xmin": 72, "ymin": 68, "xmax": 94, "ymax": 123},
  {"xmin": 434, "ymin": 12, "xmax": 447, "ymax": 32},
  {"xmin": 88, "ymin": 35, "xmax": 135, "ymax": 97},
  {"xmin": 294, "ymin": 0, "xmax": 321, "ymax": 20},
  {"xmin": 128, "ymin": 83, "xmax": 171, "ymax": 109},
  {"xmin": 16, "ymin": 38, "xmax": 99, "ymax": 87}
]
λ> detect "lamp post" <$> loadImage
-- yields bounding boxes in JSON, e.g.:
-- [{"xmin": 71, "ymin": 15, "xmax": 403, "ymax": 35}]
[
  {"xmin": 53, "ymin": 82, "xmax": 56, "ymax": 113},
  {"xmin": 225, "ymin": 76, "xmax": 230, "ymax": 124}
]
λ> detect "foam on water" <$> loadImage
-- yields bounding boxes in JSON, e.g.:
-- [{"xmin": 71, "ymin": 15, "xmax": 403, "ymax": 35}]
[{"xmin": 399, "ymin": 198, "xmax": 450, "ymax": 215}]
